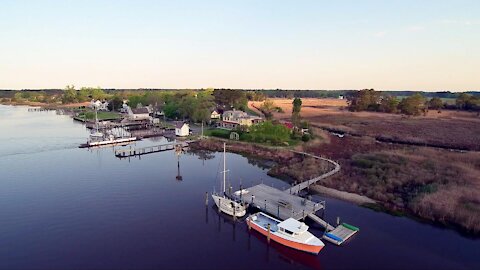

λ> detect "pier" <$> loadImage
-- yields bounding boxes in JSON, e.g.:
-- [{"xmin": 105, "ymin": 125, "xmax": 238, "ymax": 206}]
[
  {"xmin": 233, "ymin": 150, "xmax": 358, "ymax": 246},
  {"xmin": 114, "ymin": 141, "xmax": 192, "ymax": 158}
]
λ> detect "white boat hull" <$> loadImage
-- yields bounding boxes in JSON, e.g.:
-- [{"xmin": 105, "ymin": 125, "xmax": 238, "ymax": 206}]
[
  {"xmin": 88, "ymin": 137, "xmax": 137, "ymax": 147},
  {"xmin": 212, "ymin": 194, "xmax": 247, "ymax": 217}
]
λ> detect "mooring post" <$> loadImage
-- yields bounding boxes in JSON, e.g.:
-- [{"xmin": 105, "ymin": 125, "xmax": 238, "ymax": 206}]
[
  {"xmin": 233, "ymin": 205, "xmax": 236, "ymax": 221},
  {"xmin": 248, "ymin": 218, "xmax": 251, "ymax": 230},
  {"xmin": 267, "ymin": 224, "xmax": 271, "ymax": 243},
  {"xmin": 303, "ymin": 210, "xmax": 305, "ymax": 221},
  {"xmin": 264, "ymin": 199, "xmax": 267, "ymax": 211},
  {"xmin": 218, "ymin": 198, "xmax": 221, "ymax": 213},
  {"xmin": 277, "ymin": 205, "xmax": 280, "ymax": 218},
  {"xmin": 336, "ymin": 216, "xmax": 340, "ymax": 226},
  {"xmin": 229, "ymin": 186, "xmax": 232, "ymax": 196},
  {"xmin": 205, "ymin": 192, "xmax": 208, "ymax": 207}
]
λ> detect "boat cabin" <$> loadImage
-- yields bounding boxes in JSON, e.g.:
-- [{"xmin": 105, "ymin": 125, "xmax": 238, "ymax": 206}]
[{"xmin": 277, "ymin": 218, "xmax": 309, "ymax": 236}]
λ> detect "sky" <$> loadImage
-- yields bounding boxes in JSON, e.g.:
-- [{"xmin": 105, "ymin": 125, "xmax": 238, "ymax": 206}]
[{"xmin": 1, "ymin": 0, "xmax": 479, "ymax": 91}]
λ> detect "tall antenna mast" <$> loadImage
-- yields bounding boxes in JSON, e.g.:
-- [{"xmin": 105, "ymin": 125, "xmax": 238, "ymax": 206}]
[{"xmin": 223, "ymin": 142, "xmax": 226, "ymax": 194}]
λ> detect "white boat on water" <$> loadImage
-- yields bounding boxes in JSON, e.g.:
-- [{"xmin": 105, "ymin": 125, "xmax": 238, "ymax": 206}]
[
  {"xmin": 211, "ymin": 143, "xmax": 248, "ymax": 218},
  {"xmin": 247, "ymin": 212, "xmax": 325, "ymax": 254}
]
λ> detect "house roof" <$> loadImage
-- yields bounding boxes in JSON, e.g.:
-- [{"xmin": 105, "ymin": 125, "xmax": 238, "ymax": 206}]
[
  {"xmin": 131, "ymin": 107, "xmax": 149, "ymax": 114},
  {"xmin": 175, "ymin": 122, "xmax": 188, "ymax": 129}
]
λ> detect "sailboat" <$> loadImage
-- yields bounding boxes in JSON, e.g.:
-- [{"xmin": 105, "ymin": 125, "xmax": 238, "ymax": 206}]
[{"xmin": 211, "ymin": 143, "xmax": 248, "ymax": 218}]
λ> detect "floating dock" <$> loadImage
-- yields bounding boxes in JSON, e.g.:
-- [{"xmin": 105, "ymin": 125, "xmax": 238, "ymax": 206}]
[{"xmin": 323, "ymin": 223, "xmax": 359, "ymax": 245}]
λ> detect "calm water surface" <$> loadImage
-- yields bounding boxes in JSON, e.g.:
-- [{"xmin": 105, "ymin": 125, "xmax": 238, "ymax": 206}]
[{"xmin": 0, "ymin": 105, "xmax": 478, "ymax": 270}]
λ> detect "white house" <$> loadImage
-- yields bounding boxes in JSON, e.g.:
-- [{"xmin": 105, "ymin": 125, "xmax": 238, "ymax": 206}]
[
  {"xmin": 210, "ymin": 110, "xmax": 221, "ymax": 119},
  {"xmin": 127, "ymin": 107, "xmax": 151, "ymax": 120},
  {"xmin": 175, "ymin": 122, "xmax": 190, "ymax": 137},
  {"xmin": 90, "ymin": 99, "xmax": 109, "ymax": 111}
]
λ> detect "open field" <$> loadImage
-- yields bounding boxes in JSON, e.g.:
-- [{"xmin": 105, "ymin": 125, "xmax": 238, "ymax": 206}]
[
  {"xmin": 250, "ymin": 98, "xmax": 480, "ymax": 234},
  {"xmin": 250, "ymin": 98, "xmax": 480, "ymax": 151}
]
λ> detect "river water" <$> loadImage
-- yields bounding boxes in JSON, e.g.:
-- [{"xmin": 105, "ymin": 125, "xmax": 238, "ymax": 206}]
[{"xmin": 0, "ymin": 105, "xmax": 478, "ymax": 270}]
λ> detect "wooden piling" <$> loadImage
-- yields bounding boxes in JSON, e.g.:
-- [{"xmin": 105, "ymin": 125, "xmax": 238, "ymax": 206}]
[
  {"xmin": 267, "ymin": 224, "xmax": 271, "ymax": 243},
  {"xmin": 205, "ymin": 192, "xmax": 208, "ymax": 206}
]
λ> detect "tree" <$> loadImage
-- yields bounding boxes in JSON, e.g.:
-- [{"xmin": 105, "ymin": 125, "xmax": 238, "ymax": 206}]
[
  {"xmin": 260, "ymin": 99, "xmax": 276, "ymax": 119},
  {"xmin": 108, "ymin": 95, "xmax": 123, "ymax": 111},
  {"xmin": 428, "ymin": 97, "xmax": 444, "ymax": 111},
  {"xmin": 61, "ymin": 85, "xmax": 77, "ymax": 104},
  {"xmin": 398, "ymin": 94, "xmax": 426, "ymax": 116},
  {"xmin": 292, "ymin": 97, "xmax": 302, "ymax": 127},
  {"xmin": 347, "ymin": 89, "xmax": 381, "ymax": 111},
  {"xmin": 456, "ymin": 93, "xmax": 470, "ymax": 110},
  {"xmin": 379, "ymin": 96, "xmax": 399, "ymax": 113}
]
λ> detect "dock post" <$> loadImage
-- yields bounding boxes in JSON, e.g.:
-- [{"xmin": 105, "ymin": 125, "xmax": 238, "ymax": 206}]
[
  {"xmin": 264, "ymin": 199, "xmax": 267, "ymax": 211},
  {"xmin": 248, "ymin": 219, "xmax": 251, "ymax": 230},
  {"xmin": 218, "ymin": 198, "xmax": 221, "ymax": 213},
  {"xmin": 233, "ymin": 206, "xmax": 236, "ymax": 221},
  {"xmin": 229, "ymin": 186, "xmax": 232, "ymax": 196},
  {"xmin": 336, "ymin": 216, "xmax": 340, "ymax": 226},
  {"xmin": 205, "ymin": 192, "xmax": 208, "ymax": 207},
  {"xmin": 277, "ymin": 205, "xmax": 280, "ymax": 218},
  {"xmin": 267, "ymin": 224, "xmax": 271, "ymax": 243},
  {"xmin": 302, "ymin": 210, "xmax": 305, "ymax": 221}
]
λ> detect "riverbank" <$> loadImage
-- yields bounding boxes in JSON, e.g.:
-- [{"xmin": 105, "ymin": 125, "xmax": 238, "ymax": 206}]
[{"xmin": 193, "ymin": 137, "xmax": 480, "ymax": 236}]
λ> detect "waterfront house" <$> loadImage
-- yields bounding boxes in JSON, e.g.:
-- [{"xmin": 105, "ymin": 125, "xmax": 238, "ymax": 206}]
[
  {"xmin": 219, "ymin": 109, "xmax": 263, "ymax": 130},
  {"xmin": 90, "ymin": 99, "xmax": 109, "ymax": 111},
  {"xmin": 175, "ymin": 122, "xmax": 190, "ymax": 137},
  {"xmin": 210, "ymin": 110, "xmax": 221, "ymax": 120}
]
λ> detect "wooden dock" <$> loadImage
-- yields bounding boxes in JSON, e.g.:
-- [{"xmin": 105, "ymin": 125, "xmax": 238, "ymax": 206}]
[
  {"xmin": 235, "ymin": 184, "xmax": 326, "ymax": 221},
  {"xmin": 114, "ymin": 141, "xmax": 191, "ymax": 158},
  {"xmin": 232, "ymin": 150, "xmax": 359, "ymax": 246}
]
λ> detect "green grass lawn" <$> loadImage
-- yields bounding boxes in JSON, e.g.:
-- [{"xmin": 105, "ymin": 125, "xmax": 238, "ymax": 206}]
[{"xmin": 78, "ymin": 111, "xmax": 122, "ymax": 120}]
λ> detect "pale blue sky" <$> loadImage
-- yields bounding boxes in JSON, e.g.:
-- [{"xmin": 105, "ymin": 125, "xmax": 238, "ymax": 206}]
[{"xmin": 1, "ymin": 0, "xmax": 479, "ymax": 90}]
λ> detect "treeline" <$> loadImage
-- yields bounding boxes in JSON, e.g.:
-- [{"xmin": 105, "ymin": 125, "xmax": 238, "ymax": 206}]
[{"xmin": 348, "ymin": 89, "xmax": 480, "ymax": 115}]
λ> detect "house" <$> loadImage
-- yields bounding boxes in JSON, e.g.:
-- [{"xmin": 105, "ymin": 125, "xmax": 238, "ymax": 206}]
[
  {"xmin": 127, "ymin": 107, "xmax": 151, "ymax": 120},
  {"xmin": 90, "ymin": 99, "xmax": 109, "ymax": 111},
  {"xmin": 175, "ymin": 122, "xmax": 190, "ymax": 137},
  {"xmin": 210, "ymin": 110, "xmax": 221, "ymax": 119},
  {"xmin": 219, "ymin": 110, "xmax": 263, "ymax": 130},
  {"xmin": 338, "ymin": 95, "xmax": 345, "ymax": 100}
]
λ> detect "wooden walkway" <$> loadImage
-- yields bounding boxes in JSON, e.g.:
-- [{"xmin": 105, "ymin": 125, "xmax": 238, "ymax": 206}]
[
  {"xmin": 285, "ymin": 150, "xmax": 341, "ymax": 195},
  {"xmin": 114, "ymin": 141, "xmax": 192, "ymax": 158}
]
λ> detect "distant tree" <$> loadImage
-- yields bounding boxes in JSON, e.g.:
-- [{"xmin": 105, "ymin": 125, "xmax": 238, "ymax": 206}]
[
  {"xmin": 347, "ymin": 89, "xmax": 381, "ymax": 112},
  {"xmin": 379, "ymin": 95, "xmax": 399, "ymax": 113},
  {"xmin": 108, "ymin": 96, "xmax": 123, "ymax": 111},
  {"xmin": 428, "ymin": 97, "xmax": 444, "ymax": 111},
  {"xmin": 213, "ymin": 89, "xmax": 247, "ymax": 110},
  {"xmin": 398, "ymin": 94, "xmax": 426, "ymax": 116},
  {"xmin": 292, "ymin": 98, "xmax": 302, "ymax": 127},
  {"xmin": 456, "ymin": 93, "xmax": 471, "ymax": 110},
  {"xmin": 61, "ymin": 85, "xmax": 77, "ymax": 104}
]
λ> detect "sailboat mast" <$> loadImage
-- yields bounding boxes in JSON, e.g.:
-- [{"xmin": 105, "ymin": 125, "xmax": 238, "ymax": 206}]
[
  {"xmin": 223, "ymin": 142, "xmax": 226, "ymax": 194},
  {"xmin": 95, "ymin": 106, "xmax": 99, "ymax": 133}
]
